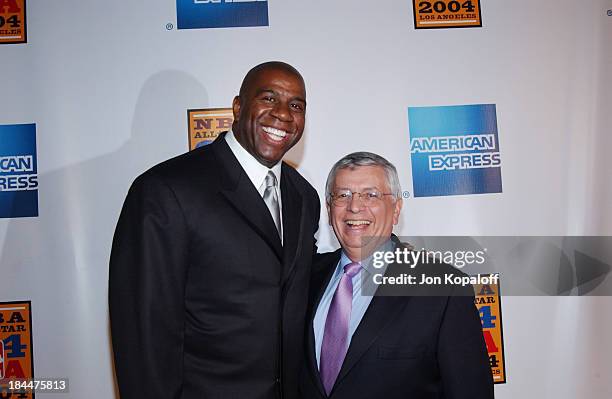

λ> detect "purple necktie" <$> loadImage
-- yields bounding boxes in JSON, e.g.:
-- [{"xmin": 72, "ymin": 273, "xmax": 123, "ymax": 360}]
[{"xmin": 320, "ymin": 261, "xmax": 361, "ymax": 395}]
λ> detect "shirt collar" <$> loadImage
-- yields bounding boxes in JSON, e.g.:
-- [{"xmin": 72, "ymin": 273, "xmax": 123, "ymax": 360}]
[
  {"xmin": 329, "ymin": 252, "xmax": 360, "ymax": 282},
  {"xmin": 338, "ymin": 238, "xmax": 395, "ymax": 278},
  {"xmin": 225, "ymin": 129, "xmax": 282, "ymax": 190}
]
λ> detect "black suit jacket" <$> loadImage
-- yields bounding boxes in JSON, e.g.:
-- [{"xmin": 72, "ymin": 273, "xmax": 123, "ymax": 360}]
[
  {"xmin": 301, "ymin": 238, "xmax": 494, "ymax": 399},
  {"xmin": 109, "ymin": 133, "xmax": 320, "ymax": 399}
]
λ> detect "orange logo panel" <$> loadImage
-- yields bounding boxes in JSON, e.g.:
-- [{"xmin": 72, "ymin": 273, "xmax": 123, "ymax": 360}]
[
  {"xmin": 0, "ymin": 301, "xmax": 34, "ymax": 398},
  {"xmin": 0, "ymin": 0, "xmax": 26, "ymax": 44},
  {"xmin": 413, "ymin": 0, "xmax": 482, "ymax": 29},
  {"xmin": 473, "ymin": 275, "xmax": 506, "ymax": 384}
]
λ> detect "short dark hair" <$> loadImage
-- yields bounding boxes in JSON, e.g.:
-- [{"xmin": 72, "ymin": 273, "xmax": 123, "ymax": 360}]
[{"xmin": 238, "ymin": 61, "xmax": 304, "ymax": 99}]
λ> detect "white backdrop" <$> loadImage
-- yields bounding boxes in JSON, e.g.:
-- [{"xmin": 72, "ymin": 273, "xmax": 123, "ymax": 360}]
[{"xmin": 1, "ymin": 0, "xmax": 611, "ymax": 397}]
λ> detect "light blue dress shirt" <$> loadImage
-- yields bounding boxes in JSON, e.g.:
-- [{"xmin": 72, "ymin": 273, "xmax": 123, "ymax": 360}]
[
  {"xmin": 313, "ymin": 251, "xmax": 373, "ymax": 368},
  {"xmin": 313, "ymin": 240, "xmax": 394, "ymax": 368}
]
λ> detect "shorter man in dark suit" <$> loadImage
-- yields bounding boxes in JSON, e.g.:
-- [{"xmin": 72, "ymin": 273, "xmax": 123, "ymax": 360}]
[{"xmin": 301, "ymin": 152, "xmax": 494, "ymax": 399}]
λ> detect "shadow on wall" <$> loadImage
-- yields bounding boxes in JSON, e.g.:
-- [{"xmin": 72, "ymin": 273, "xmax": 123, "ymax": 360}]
[{"xmin": 0, "ymin": 70, "xmax": 209, "ymax": 398}]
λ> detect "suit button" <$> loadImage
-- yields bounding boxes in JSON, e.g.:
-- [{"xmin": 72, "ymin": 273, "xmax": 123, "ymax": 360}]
[{"xmin": 275, "ymin": 378, "xmax": 281, "ymax": 384}]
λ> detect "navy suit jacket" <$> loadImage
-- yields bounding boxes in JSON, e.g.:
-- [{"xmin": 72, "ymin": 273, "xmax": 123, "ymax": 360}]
[
  {"xmin": 109, "ymin": 133, "xmax": 320, "ymax": 399},
  {"xmin": 301, "ymin": 237, "xmax": 494, "ymax": 399}
]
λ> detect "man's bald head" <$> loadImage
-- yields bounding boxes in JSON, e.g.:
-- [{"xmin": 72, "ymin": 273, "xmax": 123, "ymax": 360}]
[{"xmin": 238, "ymin": 61, "xmax": 305, "ymax": 100}]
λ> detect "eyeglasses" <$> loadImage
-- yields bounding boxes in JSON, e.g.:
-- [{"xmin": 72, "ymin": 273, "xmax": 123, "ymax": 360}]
[{"xmin": 329, "ymin": 190, "xmax": 395, "ymax": 206}]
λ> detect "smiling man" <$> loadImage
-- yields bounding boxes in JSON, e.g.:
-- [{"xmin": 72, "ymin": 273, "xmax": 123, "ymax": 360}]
[
  {"xmin": 301, "ymin": 152, "xmax": 493, "ymax": 399},
  {"xmin": 109, "ymin": 62, "xmax": 320, "ymax": 399},
  {"xmin": 232, "ymin": 63, "xmax": 306, "ymax": 168}
]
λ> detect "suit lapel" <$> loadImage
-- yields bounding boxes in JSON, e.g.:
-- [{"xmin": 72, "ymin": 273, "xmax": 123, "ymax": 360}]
[
  {"xmin": 279, "ymin": 165, "xmax": 303, "ymax": 282},
  {"xmin": 213, "ymin": 133, "xmax": 282, "ymax": 260},
  {"xmin": 335, "ymin": 235, "xmax": 413, "ymax": 384},
  {"xmin": 306, "ymin": 251, "xmax": 342, "ymax": 398}
]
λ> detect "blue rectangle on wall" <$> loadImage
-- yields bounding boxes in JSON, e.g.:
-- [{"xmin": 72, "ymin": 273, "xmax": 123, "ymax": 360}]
[
  {"xmin": 0, "ymin": 123, "xmax": 38, "ymax": 218},
  {"xmin": 408, "ymin": 104, "xmax": 503, "ymax": 197},
  {"xmin": 177, "ymin": 0, "xmax": 269, "ymax": 30}
]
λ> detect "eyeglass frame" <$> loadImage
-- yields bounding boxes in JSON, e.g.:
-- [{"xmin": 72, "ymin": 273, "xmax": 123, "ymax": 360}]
[{"xmin": 328, "ymin": 189, "xmax": 396, "ymax": 207}]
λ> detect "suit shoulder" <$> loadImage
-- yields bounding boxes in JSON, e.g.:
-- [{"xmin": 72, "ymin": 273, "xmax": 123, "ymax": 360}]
[
  {"xmin": 282, "ymin": 163, "xmax": 315, "ymax": 191},
  {"xmin": 282, "ymin": 163, "xmax": 319, "ymax": 202},
  {"xmin": 392, "ymin": 238, "xmax": 471, "ymax": 280},
  {"xmin": 314, "ymin": 250, "xmax": 342, "ymax": 270},
  {"xmin": 151, "ymin": 145, "xmax": 213, "ymax": 178},
  {"xmin": 131, "ymin": 145, "xmax": 215, "ymax": 188}
]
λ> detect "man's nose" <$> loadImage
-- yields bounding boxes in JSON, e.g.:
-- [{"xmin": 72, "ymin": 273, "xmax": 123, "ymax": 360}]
[
  {"xmin": 347, "ymin": 194, "xmax": 365, "ymax": 213},
  {"xmin": 270, "ymin": 101, "xmax": 293, "ymax": 122}
]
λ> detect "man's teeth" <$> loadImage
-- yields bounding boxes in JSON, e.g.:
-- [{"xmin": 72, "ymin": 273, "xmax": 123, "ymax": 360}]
[
  {"xmin": 346, "ymin": 220, "xmax": 371, "ymax": 226},
  {"xmin": 262, "ymin": 126, "xmax": 287, "ymax": 141}
]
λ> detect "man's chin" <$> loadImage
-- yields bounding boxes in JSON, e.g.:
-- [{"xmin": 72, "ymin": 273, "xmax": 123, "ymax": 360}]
[
  {"xmin": 253, "ymin": 150, "xmax": 283, "ymax": 167},
  {"xmin": 359, "ymin": 237, "xmax": 390, "ymax": 258},
  {"xmin": 258, "ymin": 142, "xmax": 291, "ymax": 161},
  {"xmin": 341, "ymin": 238, "xmax": 386, "ymax": 261}
]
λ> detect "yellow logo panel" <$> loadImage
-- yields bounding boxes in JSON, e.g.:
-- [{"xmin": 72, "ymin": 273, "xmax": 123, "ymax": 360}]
[
  {"xmin": 413, "ymin": 0, "xmax": 482, "ymax": 29},
  {"xmin": 187, "ymin": 108, "xmax": 234, "ymax": 150}
]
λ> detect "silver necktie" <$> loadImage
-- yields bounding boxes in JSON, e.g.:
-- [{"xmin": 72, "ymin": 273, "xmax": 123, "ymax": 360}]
[{"xmin": 263, "ymin": 171, "xmax": 281, "ymax": 239}]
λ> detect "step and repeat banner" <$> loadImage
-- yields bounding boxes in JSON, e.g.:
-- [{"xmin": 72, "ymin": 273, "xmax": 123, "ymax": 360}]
[{"xmin": 1, "ymin": 0, "xmax": 612, "ymax": 397}]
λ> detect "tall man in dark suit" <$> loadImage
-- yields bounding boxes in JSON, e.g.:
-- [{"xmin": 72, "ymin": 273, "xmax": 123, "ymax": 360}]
[
  {"xmin": 301, "ymin": 152, "xmax": 494, "ymax": 399},
  {"xmin": 109, "ymin": 62, "xmax": 320, "ymax": 399}
]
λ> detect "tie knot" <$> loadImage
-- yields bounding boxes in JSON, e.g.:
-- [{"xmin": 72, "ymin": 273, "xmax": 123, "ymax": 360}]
[
  {"xmin": 343, "ymin": 262, "xmax": 361, "ymax": 278},
  {"xmin": 265, "ymin": 171, "xmax": 277, "ymax": 188}
]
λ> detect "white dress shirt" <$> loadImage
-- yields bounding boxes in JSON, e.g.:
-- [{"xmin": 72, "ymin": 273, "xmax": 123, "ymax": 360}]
[{"xmin": 225, "ymin": 130, "xmax": 283, "ymax": 242}]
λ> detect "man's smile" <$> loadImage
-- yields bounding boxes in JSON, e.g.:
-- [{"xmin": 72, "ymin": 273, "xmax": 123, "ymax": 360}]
[
  {"xmin": 345, "ymin": 219, "xmax": 371, "ymax": 226},
  {"xmin": 262, "ymin": 126, "xmax": 289, "ymax": 142},
  {"xmin": 345, "ymin": 219, "xmax": 372, "ymax": 232}
]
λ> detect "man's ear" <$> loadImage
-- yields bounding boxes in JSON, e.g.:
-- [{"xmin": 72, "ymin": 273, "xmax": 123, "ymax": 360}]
[
  {"xmin": 232, "ymin": 96, "xmax": 241, "ymax": 121},
  {"xmin": 393, "ymin": 198, "xmax": 403, "ymax": 225},
  {"xmin": 326, "ymin": 202, "xmax": 332, "ymax": 226}
]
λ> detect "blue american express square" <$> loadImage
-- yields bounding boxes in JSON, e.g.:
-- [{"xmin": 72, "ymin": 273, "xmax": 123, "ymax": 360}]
[
  {"xmin": 0, "ymin": 123, "xmax": 38, "ymax": 218},
  {"xmin": 408, "ymin": 104, "xmax": 503, "ymax": 197}
]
